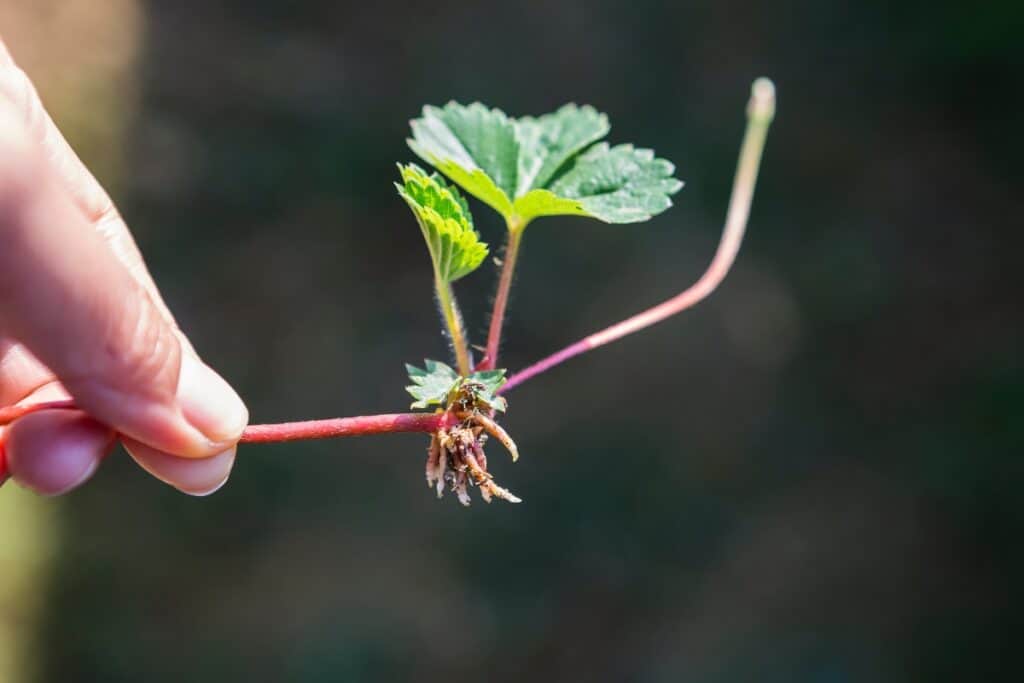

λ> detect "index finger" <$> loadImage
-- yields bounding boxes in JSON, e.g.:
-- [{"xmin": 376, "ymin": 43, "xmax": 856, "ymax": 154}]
[{"xmin": 0, "ymin": 35, "xmax": 177, "ymax": 326}]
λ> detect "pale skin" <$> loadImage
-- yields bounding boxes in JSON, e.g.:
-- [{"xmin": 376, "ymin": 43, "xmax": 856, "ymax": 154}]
[{"xmin": 0, "ymin": 37, "xmax": 249, "ymax": 496}]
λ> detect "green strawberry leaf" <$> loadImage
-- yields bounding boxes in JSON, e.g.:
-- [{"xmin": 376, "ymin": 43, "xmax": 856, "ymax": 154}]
[
  {"xmin": 461, "ymin": 368, "xmax": 508, "ymax": 412},
  {"xmin": 405, "ymin": 361, "xmax": 508, "ymax": 412},
  {"xmin": 405, "ymin": 359, "xmax": 461, "ymax": 409},
  {"xmin": 407, "ymin": 101, "xmax": 681, "ymax": 227},
  {"xmin": 546, "ymin": 143, "xmax": 684, "ymax": 223},
  {"xmin": 408, "ymin": 104, "xmax": 517, "ymax": 217},
  {"xmin": 396, "ymin": 164, "xmax": 488, "ymax": 283},
  {"xmin": 513, "ymin": 103, "xmax": 610, "ymax": 195}
]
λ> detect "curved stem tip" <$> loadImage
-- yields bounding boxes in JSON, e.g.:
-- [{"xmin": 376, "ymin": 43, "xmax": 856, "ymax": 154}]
[{"xmin": 502, "ymin": 78, "xmax": 776, "ymax": 394}]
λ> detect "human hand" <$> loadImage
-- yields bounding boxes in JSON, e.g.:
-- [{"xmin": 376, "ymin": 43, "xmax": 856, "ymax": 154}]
[{"xmin": 0, "ymin": 38, "xmax": 248, "ymax": 496}]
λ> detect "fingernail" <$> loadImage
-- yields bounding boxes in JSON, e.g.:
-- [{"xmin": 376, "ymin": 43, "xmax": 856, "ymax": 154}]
[
  {"xmin": 177, "ymin": 354, "xmax": 248, "ymax": 444},
  {"xmin": 185, "ymin": 470, "xmax": 231, "ymax": 498}
]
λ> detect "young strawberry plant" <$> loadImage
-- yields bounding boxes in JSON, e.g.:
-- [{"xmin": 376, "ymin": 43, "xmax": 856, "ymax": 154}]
[{"xmin": 0, "ymin": 79, "xmax": 776, "ymax": 505}]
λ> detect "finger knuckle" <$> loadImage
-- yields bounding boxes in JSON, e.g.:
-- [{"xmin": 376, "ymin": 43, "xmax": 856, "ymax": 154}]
[
  {"xmin": 114, "ymin": 289, "xmax": 182, "ymax": 398},
  {"xmin": 63, "ymin": 288, "xmax": 182, "ymax": 402}
]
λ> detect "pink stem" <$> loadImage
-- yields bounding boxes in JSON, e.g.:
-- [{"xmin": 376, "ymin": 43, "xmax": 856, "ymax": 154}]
[
  {"xmin": 499, "ymin": 340, "xmax": 591, "ymax": 393},
  {"xmin": 480, "ymin": 226, "xmax": 524, "ymax": 370},
  {"xmin": 239, "ymin": 412, "xmax": 447, "ymax": 443},
  {"xmin": 0, "ymin": 398, "xmax": 449, "ymax": 442},
  {"xmin": 500, "ymin": 218, "xmax": 742, "ymax": 393},
  {"xmin": 0, "ymin": 398, "xmax": 450, "ymax": 486},
  {"xmin": 502, "ymin": 79, "xmax": 776, "ymax": 394}
]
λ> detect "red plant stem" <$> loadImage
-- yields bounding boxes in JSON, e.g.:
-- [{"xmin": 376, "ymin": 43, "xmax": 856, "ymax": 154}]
[
  {"xmin": 239, "ymin": 412, "xmax": 447, "ymax": 442},
  {"xmin": 501, "ymin": 79, "xmax": 776, "ymax": 395},
  {"xmin": 499, "ymin": 340, "xmax": 591, "ymax": 394},
  {"xmin": 0, "ymin": 403, "xmax": 449, "ymax": 484},
  {"xmin": 480, "ymin": 222, "xmax": 524, "ymax": 370},
  {"xmin": 500, "ymin": 213, "xmax": 744, "ymax": 392},
  {"xmin": 0, "ymin": 399, "xmax": 448, "ymax": 445}
]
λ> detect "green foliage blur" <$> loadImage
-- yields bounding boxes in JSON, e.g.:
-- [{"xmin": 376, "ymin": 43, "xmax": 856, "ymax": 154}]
[{"xmin": 11, "ymin": 0, "xmax": 1024, "ymax": 680}]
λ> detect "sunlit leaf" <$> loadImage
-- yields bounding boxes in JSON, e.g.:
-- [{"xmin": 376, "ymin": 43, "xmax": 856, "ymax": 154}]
[
  {"xmin": 407, "ymin": 103, "xmax": 517, "ymax": 217},
  {"xmin": 408, "ymin": 102, "xmax": 682, "ymax": 226},
  {"xmin": 546, "ymin": 143, "xmax": 684, "ymax": 223},
  {"xmin": 514, "ymin": 104, "xmax": 610, "ymax": 195}
]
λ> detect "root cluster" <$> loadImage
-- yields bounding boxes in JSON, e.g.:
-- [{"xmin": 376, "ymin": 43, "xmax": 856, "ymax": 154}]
[{"xmin": 425, "ymin": 411, "xmax": 520, "ymax": 505}]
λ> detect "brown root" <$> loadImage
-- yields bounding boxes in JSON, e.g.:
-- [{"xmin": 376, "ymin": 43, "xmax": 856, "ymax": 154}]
[
  {"xmin": 425, "ymin": 436, "xmax": 441, "ymax": 489},
  {"xmin": 421, "ymin": 411, "xmax": 521, "ymax": 505},
  {"xmin": 469, "ymin": 413, "xmax": 519, "ymax": 462}
]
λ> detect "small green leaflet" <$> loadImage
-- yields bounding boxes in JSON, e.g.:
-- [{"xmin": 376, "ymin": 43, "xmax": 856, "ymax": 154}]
[
  {"xmin": 461, "ymin": 369, "xmax": 508, "ymax": 412},
  {"xmin": 405, "ymin": 359, "xmax": 461, "ymax": 409},
  {"xmin": 405, "ymin": 360, "xmax": 508, "ymax": 412},
  {"xmin": 396, "ymin": 164, "xmax": 488, "ymax": 283},
  {"xmin": 408, "ymin": 102, "xmax": 683, "ymax": 226}
]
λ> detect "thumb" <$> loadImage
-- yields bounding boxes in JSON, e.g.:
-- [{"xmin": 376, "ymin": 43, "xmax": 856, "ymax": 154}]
[{"xmin": 0, "ymin": 106, "xmax": 247, "ymax": 457}]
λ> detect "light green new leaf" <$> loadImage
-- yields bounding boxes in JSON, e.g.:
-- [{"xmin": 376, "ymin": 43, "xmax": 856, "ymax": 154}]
[
  {"xmin": 405, "ymin": 359, "xmax": 461, "ymax": 409},
  {"xmin": 408, "ymin": 101, "xmax": 681, "ymax": 226},
  {"xmin": 396, "ymin": 164, "xmax": 488, "ymax": 283}
]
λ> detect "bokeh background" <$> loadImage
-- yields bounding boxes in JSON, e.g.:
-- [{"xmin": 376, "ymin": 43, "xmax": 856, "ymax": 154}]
[{"xmin": 2, "ymin": 1, "xmax": 1022, "ymax": 681}]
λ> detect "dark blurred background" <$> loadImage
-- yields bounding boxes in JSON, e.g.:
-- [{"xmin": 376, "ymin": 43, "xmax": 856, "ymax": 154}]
[{"xmin": 1, "ymin": 0, "xmax": 1022, "ymax": 680}]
